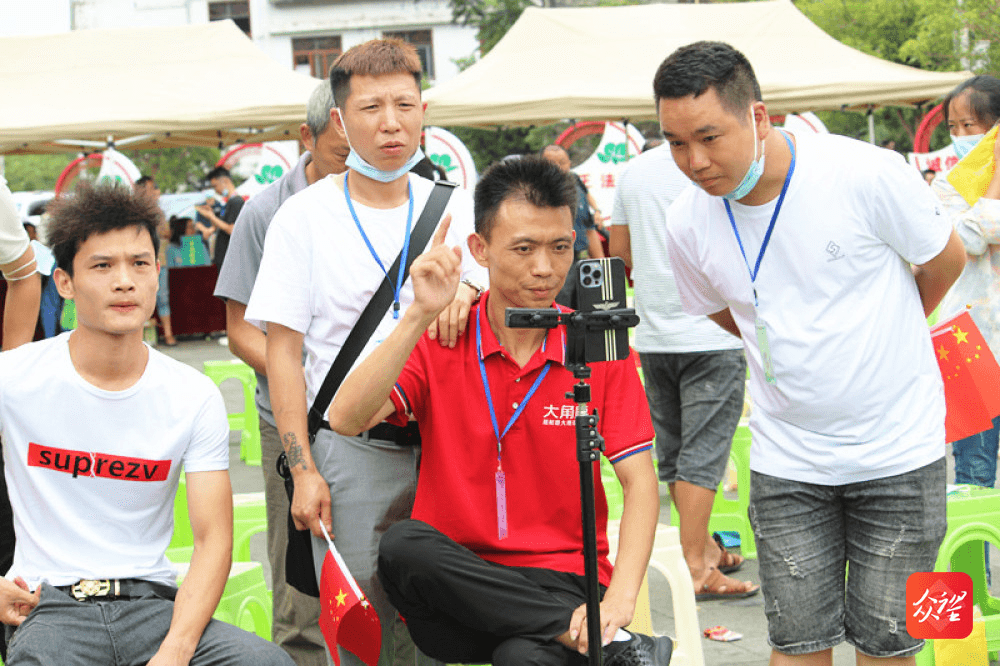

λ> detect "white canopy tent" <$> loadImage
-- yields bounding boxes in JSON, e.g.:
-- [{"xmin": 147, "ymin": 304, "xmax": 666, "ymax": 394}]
[
  {"xmin": 424, "ymin": 0, "xmax": 973, "ymax": 127},
  {"xmin": 0, "ymin": 20, "xmax": 318, "ymax": 154}
]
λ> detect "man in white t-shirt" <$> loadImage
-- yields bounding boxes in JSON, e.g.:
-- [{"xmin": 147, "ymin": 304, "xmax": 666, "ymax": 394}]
[
  {"xmin": 608, "ymin": 145, "xmax": 754, "ymax": 601},
  {"xmin": 655, "ymin": 42, "xmax": 965, "ymax": 665},
  {"xmin": 0, "ymin": 184, "xmax": 293, "ymax": 666},
  {"xmin": 245, "ymin": 38, "xmax": 486, "ymax": 666}
]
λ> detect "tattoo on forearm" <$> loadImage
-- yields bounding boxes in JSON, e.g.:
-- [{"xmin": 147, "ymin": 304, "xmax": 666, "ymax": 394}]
[{"xmin": 282, "ymin": 432, "xmax": 307, "ymax": 471}]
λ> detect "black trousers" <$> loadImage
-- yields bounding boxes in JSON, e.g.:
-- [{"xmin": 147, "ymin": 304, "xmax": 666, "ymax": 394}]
[{"xmin": 378, "ymin": 520, "xmax": 604, "ymax": 666}]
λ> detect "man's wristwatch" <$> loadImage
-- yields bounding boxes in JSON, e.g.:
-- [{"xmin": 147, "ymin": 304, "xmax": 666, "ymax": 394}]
[{"xmin": 460, "ymin": 279, "xmax": 485, "ymax": 303}]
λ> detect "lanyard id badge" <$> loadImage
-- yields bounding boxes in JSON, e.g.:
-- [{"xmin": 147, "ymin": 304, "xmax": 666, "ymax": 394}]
[
  {"xmin": 725, "ymin": 131, "xmax": 795, "ymax": 388},
  {"xmin": 755, "ymin": 315, "xmax": 777, "ymax": 385},
  {"xmin": 476, "ymin": 308, "xmax": 551, "ymax": 540}
]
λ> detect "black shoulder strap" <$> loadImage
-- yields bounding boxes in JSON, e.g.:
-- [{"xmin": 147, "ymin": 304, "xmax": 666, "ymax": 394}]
[{"xmin": 306, "ymin": 180, "xmax": 457, "ymax": 439}]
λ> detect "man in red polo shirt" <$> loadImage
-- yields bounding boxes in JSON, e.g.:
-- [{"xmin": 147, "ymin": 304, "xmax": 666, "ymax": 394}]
[{"xmin": 328, "ymin": 155, "xmax": 673, "ymax": 666}]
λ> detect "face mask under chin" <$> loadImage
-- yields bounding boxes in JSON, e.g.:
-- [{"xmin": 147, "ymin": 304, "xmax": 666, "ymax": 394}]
[
  {"xmin": 337, "ymin": 107, "xmax": 425, "ymax": 183},
  {"xmin": 723, "ymin": 107, "xmax": 766, "ymax": 201}
]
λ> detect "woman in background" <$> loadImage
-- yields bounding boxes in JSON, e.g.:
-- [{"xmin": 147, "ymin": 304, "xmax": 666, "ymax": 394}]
[{"xmin": 933, "ymin": 74, "xmax": 1000, "ymax": 488}]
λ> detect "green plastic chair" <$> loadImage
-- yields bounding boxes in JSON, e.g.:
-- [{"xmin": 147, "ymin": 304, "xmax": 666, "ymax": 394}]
[
  {"xmin": 176, "ymin": 561, "xmax": 271, "ymax": 641},
  {"xmin": 668, "ymin": 424, "xmax": 756, "ymax": 560},
  {"xmin": 167, "ymin": 476, "xmax": 267, "ymax": 565},
  {"xmin": 59, "ymin": 298, "xmax": 76, "ymax": 330},
  {"xmin": 916, "ymin": 485, "xmax": 1000, "ymax": 665},
  {"xmin": 203, "ymin": 360, "xmax": 261, "ymax": 467}
]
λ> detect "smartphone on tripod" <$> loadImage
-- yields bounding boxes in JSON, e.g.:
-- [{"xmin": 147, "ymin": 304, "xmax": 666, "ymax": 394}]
[{"xmin": 573, "ymin": 257, "xmax": 631, "ymax": 363}]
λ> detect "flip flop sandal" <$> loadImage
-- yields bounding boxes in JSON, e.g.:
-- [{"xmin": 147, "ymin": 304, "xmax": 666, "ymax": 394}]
[
  {"xmin": 713, "ymin": 532, "xmax": 744, "ymax": 574},
  {"xmin": 695, "ymin": 569, "xmax": 760, "ymax": 602}
]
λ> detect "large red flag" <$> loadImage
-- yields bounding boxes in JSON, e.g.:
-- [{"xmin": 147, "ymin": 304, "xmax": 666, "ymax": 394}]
[
  {"xmin": 930, "ymin": 311, "xmax": 1000, "ymax": 442},
  {"xmin": 317, "ymin": 523, "xmax": 382, "ymax": 666}
]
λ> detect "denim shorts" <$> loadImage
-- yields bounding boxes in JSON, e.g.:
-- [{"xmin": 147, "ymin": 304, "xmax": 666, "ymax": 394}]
[
  {"xmin": 748, "ymin": 458, "xmax": 946, "ymax": 658},
  {"xmin": 638, "ymin": 350, "xmax": 746, "ymax": 488}
]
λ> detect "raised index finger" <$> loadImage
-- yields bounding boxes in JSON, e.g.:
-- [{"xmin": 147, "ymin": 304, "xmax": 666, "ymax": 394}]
[{"xmin": 431, "ymin": 213, "xmax": 453, "ymax": 248}]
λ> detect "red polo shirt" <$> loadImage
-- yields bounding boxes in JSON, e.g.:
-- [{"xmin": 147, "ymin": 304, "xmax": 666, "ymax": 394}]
[{"xmin": 387, "ymin": 294, "xmax": 653, "ymax": 585}]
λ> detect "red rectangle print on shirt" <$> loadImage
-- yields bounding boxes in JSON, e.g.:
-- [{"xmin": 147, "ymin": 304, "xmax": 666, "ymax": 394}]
[{"xmin": 28, "ymin": 442, "xmax": 171, "ymax": 482}]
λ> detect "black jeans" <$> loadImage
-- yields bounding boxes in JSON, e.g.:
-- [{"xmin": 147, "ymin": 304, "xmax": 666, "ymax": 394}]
[{"xmin": 378, "ymin": 519, "xmax": 604, "ymax": 666}]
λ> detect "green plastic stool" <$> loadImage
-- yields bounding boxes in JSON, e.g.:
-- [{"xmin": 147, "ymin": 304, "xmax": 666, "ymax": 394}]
[
  {"xmin": 916, "ymin": 485, "xmax": 1000, "ymax": 665},
  {"xmin": 232, "ymin": 491, "xmax": 268, "ymax": 563},
  {"xmin": 167, "ymin": 477, "xmax": 267, "ymax": 565},
  {"xmin": 60, "ymin": 298, "xmax": 76, "ymax": 330},
  {"xmin": 203, "ymin": 360, "xmax": 261, "ymax": 467},
  {"xmin": 668, "ymin": 424, "xmax": 755, "ymax": 560},
  {"xmin": 176, "ymin": 561, "xmax": 271, "ymax": 641}
]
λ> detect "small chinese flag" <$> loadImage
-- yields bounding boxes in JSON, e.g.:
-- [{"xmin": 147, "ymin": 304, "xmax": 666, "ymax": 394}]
[
  {"xmin": 930, "ymin": 311, "xmax": 1000, "ymax": 442},
  {"xmin": 317, "ymin": 523, "xmax": 382, "ymax": 666}
]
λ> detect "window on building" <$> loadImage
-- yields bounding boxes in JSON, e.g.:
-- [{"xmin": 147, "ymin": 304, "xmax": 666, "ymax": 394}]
[
  {"xmin": 209, "ymin": 1, "xmax": 251, "ymax": 36},
  {"xmin": 383, "ymin": 29, "xmax": 434, "ymax": 80},
  {"xmin": 292, "ymin": 36, "xmax": 343, "ymax": 79}
]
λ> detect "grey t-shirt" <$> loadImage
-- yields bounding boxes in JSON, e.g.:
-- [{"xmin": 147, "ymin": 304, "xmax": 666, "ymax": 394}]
[{"xmin": 214, "ymin": 153, "xmax": 312, "ymax": 425}]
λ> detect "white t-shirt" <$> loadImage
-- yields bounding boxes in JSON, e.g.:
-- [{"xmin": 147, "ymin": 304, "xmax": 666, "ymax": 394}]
[
  {"xmin": 0, "ymin": 333, "xmax": 230, "ymax": 587},
  {"xmin": 0, "ymin": 175, "xmax": 31, "ymax": 266},
  {"xmin": 609, "ymin": 146, "xmax": 741, "ymax": 353},
  {"xmin": 246, "ymin": 173, "xmax": 488, "ymax": 407},
  {"xmin": 666, "ymin": 131, "xmax": 950, "ymax": 485}
]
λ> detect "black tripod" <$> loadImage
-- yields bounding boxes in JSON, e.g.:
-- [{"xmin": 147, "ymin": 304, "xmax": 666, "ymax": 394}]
[{"xmin": 506, "ymin": 306, "xmax": 639, "ymax": 666}]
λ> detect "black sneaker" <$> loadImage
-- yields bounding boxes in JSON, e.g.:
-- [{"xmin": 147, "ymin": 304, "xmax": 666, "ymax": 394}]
[{"xmin": 602, "ymin": 632, "xmax": 673, "ymax": 666}]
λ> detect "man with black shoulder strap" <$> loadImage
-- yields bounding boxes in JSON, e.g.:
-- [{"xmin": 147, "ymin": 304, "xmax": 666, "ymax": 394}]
[{"xmin": 245, "ymin": 38, "xmax": 486, "ymax": 666}]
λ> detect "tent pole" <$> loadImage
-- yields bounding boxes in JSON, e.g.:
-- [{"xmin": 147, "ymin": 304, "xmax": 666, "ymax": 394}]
[{"xmin": 867, "ymin": 107, "xmax": 875, "ymax": 144}]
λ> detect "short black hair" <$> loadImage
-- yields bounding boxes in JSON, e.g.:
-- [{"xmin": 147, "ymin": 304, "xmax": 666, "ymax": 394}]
[
  {"xmin": 329, "ymin": 38, "xmax": 423, "ymax": 109},
  {"xmin": 47, "ymin": 184, "xmax": 161, "ymax": 276},
  {"xmin": 169, "ymin": 215, "xmax": 192, "ymax": 245},
  {"xmin": 474, "ymin": 155, "xmax": 577, "ymax": 240},
  {"xmin": 205, "ymin": 166, "xmax": 232, "ymax": 182},
  {"xmin": 135, "ymin": 175, "xmax": 156, "ymax": 189},
  {"xmin": 943, "ymin": 75, "xmax": 1000, "ymax": 128},
  {"xmin": 653, "ymin": 41, "xmax": 762, "ymax": 120}
]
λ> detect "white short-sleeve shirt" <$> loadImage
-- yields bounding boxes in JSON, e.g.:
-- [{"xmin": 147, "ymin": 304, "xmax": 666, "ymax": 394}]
[
  {"xmin": 245, "ymin": 173, "xmax": 488, "ymax": 407},
  {"xmin": 608, "ymin": 145, "xmax": 741, "ymax": 353},
  {"xmin": 666, "ymin": 131, "xmax": 950, "ymax": 485},
  {"xmin": 0, "ymin": 333, "xmax": 230, "ymax": 588},
  {"xmin": 0, "ymin": 175, "xmax": 31, "ymax": 267}
]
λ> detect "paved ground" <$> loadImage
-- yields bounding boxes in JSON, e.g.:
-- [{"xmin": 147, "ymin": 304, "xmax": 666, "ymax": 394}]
[{"xmin": 163, "ymin": 335, "xmax": 984, "ymax": 666}]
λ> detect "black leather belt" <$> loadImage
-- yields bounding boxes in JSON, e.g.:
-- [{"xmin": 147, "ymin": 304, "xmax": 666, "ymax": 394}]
[
  {"xmin": 55, "ymin": 578, "xmax": 176, "ymax": 602},
  {"xmin": 317, "ymin": 420, "xmax": 421, "ymax": 447}
]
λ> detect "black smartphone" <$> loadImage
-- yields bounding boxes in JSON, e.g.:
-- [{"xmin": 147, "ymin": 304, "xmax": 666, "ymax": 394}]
[{"xmin": 574, "ymin": 257, "xmax": 631, "ymax": 363}]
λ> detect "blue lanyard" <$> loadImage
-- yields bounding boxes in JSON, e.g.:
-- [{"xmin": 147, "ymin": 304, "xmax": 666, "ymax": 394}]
[
  {"xmin": 476, "ymin": 305, "xmax": 551, "ymax": 466},
  {"xmin": 724, "ymin": 131, "xmax": 795, "ymax": 307},
  {"xmin": 343, "ymin": 175, "xmax": 414, "ymax": 319}
]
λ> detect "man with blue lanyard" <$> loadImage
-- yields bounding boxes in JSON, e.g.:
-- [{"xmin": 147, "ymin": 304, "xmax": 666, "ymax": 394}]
[
  {"xmin": 655, "ymin": 42, "xmax": 966, "ymax": 666},
  {"xmin": 245, "ymin": 39, "xmax": 487, "ymax": 666},
  {"xmin": 327, "ymin": 155, "xmax": 672, "ymax": 666}
]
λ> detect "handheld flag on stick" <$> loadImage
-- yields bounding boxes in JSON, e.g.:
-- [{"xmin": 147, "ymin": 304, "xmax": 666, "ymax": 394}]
[
  {"xmin": 931, "ymin": 311, "xmax": 1000, "ymax": 442},
  {"xmin": 317, "ymin": 522, "xmax": 382, "ymax": 666},
  {"xmin": 947, "ymin": 125, "xmax": 998, "ymax": 206}
]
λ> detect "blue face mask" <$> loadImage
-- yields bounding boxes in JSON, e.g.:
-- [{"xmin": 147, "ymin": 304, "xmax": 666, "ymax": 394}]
[
  {"xmin": 723, "ymin": 108, "xmax": 766, "ymax": 201},
  {"xmin": 952, "ymin": 133, "xmax": 985, "ymax": 161},
  {"xmin": 337, "ymin": 108, "xmax": 424, "ymax": 183}
]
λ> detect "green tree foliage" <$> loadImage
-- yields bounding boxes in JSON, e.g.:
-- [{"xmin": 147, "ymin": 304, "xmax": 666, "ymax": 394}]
[
  {"xmin": 793, "ymin": 0, "xmax": 997, "ymax": 152},
  {"xmin": 450, "ymin": 0, "xmax": 534, "ymax": 56},
  {"xmin": 125, "ymin": 146, "xmax": 222, "ymax": 193},
  {"xmin": 3, "ymin": 146, "xmax": 221, "ymax": 194},
  {"xmin": 2, "ymin": 154, "xmax": 74, "ymax": 192}
]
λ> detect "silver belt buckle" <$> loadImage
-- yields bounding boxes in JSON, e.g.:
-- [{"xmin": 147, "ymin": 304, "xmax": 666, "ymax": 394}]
[{"xmin": 70, "ymin": 579, "xmax": 118, "ymax": 601}]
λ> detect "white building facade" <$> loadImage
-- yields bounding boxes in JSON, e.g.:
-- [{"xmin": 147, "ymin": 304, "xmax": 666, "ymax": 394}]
[{"xmin": 0, "ymin": 0, "xmax": 479, "ymax": 84}]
